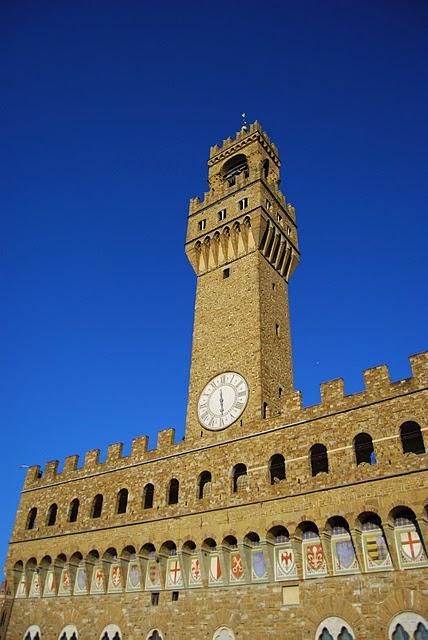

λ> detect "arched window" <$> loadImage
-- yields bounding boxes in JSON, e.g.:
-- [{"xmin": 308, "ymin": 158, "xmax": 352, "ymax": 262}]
[
  {"xmin": 262, "ymin": 159, "xmax": 269, "ymax": 179},
  {"xmin": 23, "ymin": 626, "xmax": 41, "ymax": 640},
  {"xmin": 198, "ymin": 471, "xmax": 212, "ymax": 499},
  {"xmin": 354, "ymin": 432, "xmax": 376, "ymax": 465},
  {"xmin": 168, "ymin": 478, "xmax": 179, "ymax": 505},
  {"xmin": 269, "ymin": 453, "xmax": 286, "ymax": 483},
  {"xmin": 146, "ymin": 631, "xmax": 164, "ymax": 640},
  {"xmin": 232, "ymin": 463, "xmax": 247, "ymax": 492},
  {"xmin": 143, "ymin": 483, "xmax": 154, "ymax": 509},
  {"xmin": 310, "ymin": 444, "xmax": 329, "ymax": 476},
  {"xmin": 47, "ymin": 503, "xmax": 58, "ymax": 526},
  {"xmin": 388, "ymin": 613, "xmax": 428, "ymax": 640},
  {"xmin": 26, "ymin": 507, "xmax": 37, "ymax": 530},
  {"xmin": 99, "ymin": 625, "xmax": 122, "ymax": 640},
  {"xmin": 315, "ymin": 618, "xmax": 355, "ymax": 640},
  {"xmin": 68, "ymin": 498, "xmax": 79, "ymax": 523},
  {"xmin": 213, "ymin": 627, "xmax": 235, "ymax": 640},
  {"xmin": 400, "ymin": 421, "xmax": 425, "ymax": 455},
  {"xmin": 222, "ymin": 154, "xmax": 249, "ymax": 186},
  {"xmin": 58, "ymin": 625, "xmax": 78, "ymax": 640},
  {"xmin": 116, "ymin": 488, "xmax": 128, "ymax": 514},
  {"xmin": 91, "ymin": 494, "xmax": 103, "ymax": 519}
]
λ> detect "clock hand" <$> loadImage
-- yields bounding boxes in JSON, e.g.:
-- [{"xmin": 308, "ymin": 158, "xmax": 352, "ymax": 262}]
[{"xmin": 219, "ymin": 389, "xmax": 224, "ymax": 414}]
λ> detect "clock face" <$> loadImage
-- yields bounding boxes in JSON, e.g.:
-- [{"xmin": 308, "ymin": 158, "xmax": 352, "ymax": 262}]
[{"xmin": 197, "ymin": 372, "xmax": 249, "ymax": 430}]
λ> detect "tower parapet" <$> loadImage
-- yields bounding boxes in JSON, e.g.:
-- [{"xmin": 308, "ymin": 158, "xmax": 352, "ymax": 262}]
[{"xmin": 21, "ymin": 351, "xmax": 428, "ymax": 488}]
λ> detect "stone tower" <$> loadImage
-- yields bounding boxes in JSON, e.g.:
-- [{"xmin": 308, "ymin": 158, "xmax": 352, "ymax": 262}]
[{"xmin": 185, "ymin": 122, "xmax": 299, "ymax": 442}]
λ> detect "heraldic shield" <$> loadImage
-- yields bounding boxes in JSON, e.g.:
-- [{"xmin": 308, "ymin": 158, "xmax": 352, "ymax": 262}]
[
  {"xmin": 303, "ymin": 541, "xmax": 328, "ymax": 578},
  {"xmin": 189, "ymin": 556, "xmax": 202, "ymax": 586},
  {"xmin": 274, "ymin": 545, "xmax": 297, "ymax": 581},
  {"xmin": 396, "ymin": 528, "xmax": 428, "ymax": 568},
  {"xmin": 208, "ymin": 555, "xmax": 222, "ymax": 585},
  {"xmin": 252, "ymin": 549, "xmax": 267, "ymax": 580},
  {"xmin": 363, "ymin": 532, "xmax": 392, "ymax": 571},
  {"xmin": 230, "ymin": 552, "xmax": 244, "ymax": 581},
  {"xmin": 333, "ymin": 538, "xmax": 359, "ymax": 574}
]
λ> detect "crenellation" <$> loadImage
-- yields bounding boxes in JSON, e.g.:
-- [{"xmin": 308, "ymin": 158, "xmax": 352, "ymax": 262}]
[
  {"xmin": 63, "ymin": 455, "xmax": 79, "ymax": 474},
  {"xmin": 320, "ymin": 378, "xmax": 345, "ymax": 407},
  {"xmin": 363, "ymin": 364, "xmax": 391, "ymax": 395},
  {"xmin": 156, "ymin": 427, "xmax": 176, "ymax": 451},
  {"xmin": 43, "ymin": 461, "xmax": 58, "ymax": 481},
  {"xmin": 17, "ymin": 351, "xmax": 428, "ymax": 490},
  {"xmin": 106, "ymin": 442, "xmax": 124, "ymax": 465},
  {"xmin": 131, "ymin": 435, "xmax": 149, "ymax": 460},
  {"xmin": 410, "ymin": 350, "xmax": 428, "ymax": 384},
  {"xmin": 281, "ymin": 390, "xmax": 303, "ymax": 417},
  {"xmin": 24, "ymin": 465, "xmax": 41, "ymax": 488},
  {"xmin": 84, "ymin": 449, "xmax": 100, "ymax": 470}
]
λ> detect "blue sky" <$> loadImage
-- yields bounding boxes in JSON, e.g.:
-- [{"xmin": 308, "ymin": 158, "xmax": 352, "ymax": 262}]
[{"xmin": 1, "ymin": 0, "xmax": 427, "ymax": 575}]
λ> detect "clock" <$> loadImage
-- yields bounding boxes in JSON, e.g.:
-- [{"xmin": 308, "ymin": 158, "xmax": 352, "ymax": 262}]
[{"xmin": 197, "ymin": 372, "xmax": 249, "ymax": 430}]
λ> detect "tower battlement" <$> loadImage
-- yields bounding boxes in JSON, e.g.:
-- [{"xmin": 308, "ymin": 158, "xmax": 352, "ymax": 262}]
[
  {"xmin": 189, "ymin": 121, "xmax": 286, "ymax": 215},
  {"xmin": 22, "ymin": 350, "xmax": 428, "ymax": 488},
  {"xmin": 208, "ymin": 121, "xmax": 279, "ymax": 163}
]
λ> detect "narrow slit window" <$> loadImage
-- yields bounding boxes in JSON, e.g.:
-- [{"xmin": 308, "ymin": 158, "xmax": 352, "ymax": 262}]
[
  {"xmin": 198, "ymin": 219, "xmax": 206, "ymax": 231},
  {"xmin": 223, "ymin": 268, "xmax": 230, "ymax": 279},
  {"xmin": 239, "ymin": 197, "xmax": 248, "ymax": 210},
  {"xmin": 218, "ymin": 209, "xmax": 227, "ymax": 221}
]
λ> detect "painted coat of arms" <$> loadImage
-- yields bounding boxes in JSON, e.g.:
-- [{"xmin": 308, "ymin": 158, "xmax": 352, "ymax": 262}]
[
  {"xmin": 303, "ymin": 541, "xmax": 327, "ymax": 578},
  {"xmin": 59, "ymin": 568, "xmax": 71, "ymax": 595},
  {"xmin": 30, "ymin": 572, "xmax": 40, "ymax": 597},
  {"xmin": 43, "ymin": 570, "xmax": 55, "ymax": 596},
  {"xmin": 110, "ymin": 565, "xmax": 122, "ymax": 589},
  {"xmin": 230, "ymin": 552, "xmax": 244, "ymax": 581},
  {"xmin": 334, "ymin": 539, "xmax": 358, "ymax": 573},
  {"xmin": 127, "ymin": 562, "xmax": 141, "ymax": 589},
  {"xmin": 91, "ymin": 567, "xmax": 105, "ymax": 593},
  {"xmin": 252, "ymin": 549, "xmax": 267, "ymax": 580},
  {"xmin": 75, "ymin": 568, "xmax": 87, "ymax": 593},
  {"xmin": 397, "ymin": 529, "xmax": 427, "ymax": 567},
  {"xmin": 145, "ymin": 560, "xmax": 161, "ymax": 589},
  {"xmin": 208, "ymin": 555, "xmax": 222, "ymax": 584},
  {"xmin": 188, "ymin": 557, "xmax": 202, "ymax": 586},
  {"xmin": 166, "ymin": 559, "xmax": 183, "ymax": 588},
  {"xmin": 274, "ymin": 546, "xmax": 297, "ymax": 580},
  {"xmin": 364, "ymin": 533, "xmax": 392, "ymax": 570},
  {"xmin": 16, "ymin": 575, "xmax": 26, "ymax": 598}
]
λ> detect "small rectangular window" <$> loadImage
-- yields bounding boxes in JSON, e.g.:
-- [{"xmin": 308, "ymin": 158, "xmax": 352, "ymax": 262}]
[
  {"xmin": 198, "ymin": 219, "xmax": 206, "ymax": 231},
  {"xmin": 239, "ymin": 197, "xmax": 248, "ymax": 210},
  {"xmin": 223, "ymin": 268, "xmax": 230, "ymax": 279},
  {"xmin": 275, "ymin": 323, "xmax": 280, "ymax": 336},
  {"xmin": 266, "ymin": 199, "xmax": 272, "ymax": 210},
  {"xmin": 277, "ymin": 213, "xmax": 282, "ymax": 223},
  {"xmin": 218, "ymin": 209, "xmax": 227, "ymax": 221},
  {"xmin": 287, "ymin": 225, "xmax": 292, "ymax": 236},
  {"xmin": 151, "ymin": 592, "xmax": 160, "ymax": 606},
  {"xmin": 262, "ymin": 402, "xmax": 268, "ymax": 419},
  {"xmin": 172, "ymin": 591, "xmax": 179, "ymax": 601}
]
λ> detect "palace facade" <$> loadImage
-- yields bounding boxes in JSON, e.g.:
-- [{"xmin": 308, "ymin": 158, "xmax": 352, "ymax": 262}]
[{"xmin": 2, "ymin": 123, "xmax": 427, "ymax": 640}]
